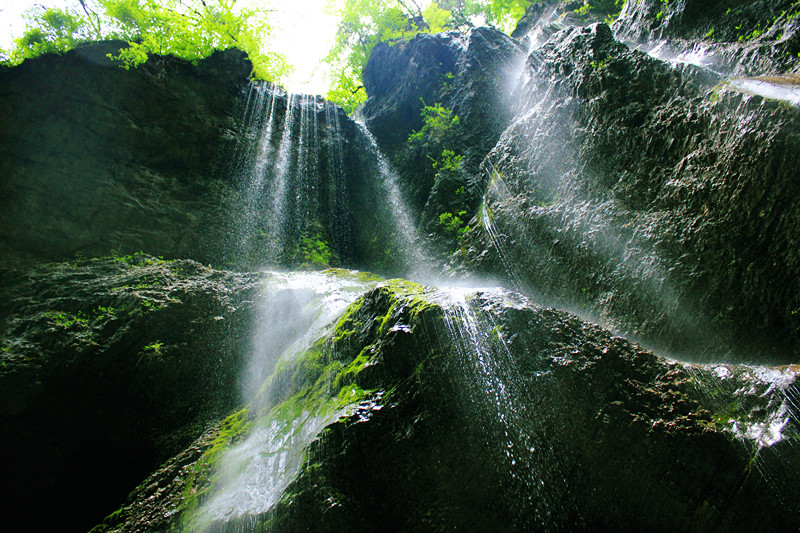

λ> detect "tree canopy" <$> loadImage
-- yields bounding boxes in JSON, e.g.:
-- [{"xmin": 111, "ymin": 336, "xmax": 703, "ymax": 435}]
[{"xmin": 2, "ymin": 0, "xmax": 289, "ymax": 81}]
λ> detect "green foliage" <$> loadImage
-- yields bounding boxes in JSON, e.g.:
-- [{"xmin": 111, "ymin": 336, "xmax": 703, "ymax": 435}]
[
  {"xmin": 324, "ymin": 0, "xmax": 426, "ymax": 113},
  {"xmin": 10, "ymin": 6, "xmax": 96, "ymax": 63},
  {"xmin": 5, "ymin": 0, "xmax": 289, "ymax": 82},
  {"xmin": 407, "ymin": 103, "xmax": 463, "ymax": 171},
  {"xmin": 739, "ymin": 27, "xmax": 764, "ymax": 42},
  {"xmin": 438, "ymin": 210, "xmax": 470, "ymax": 237},
  {"xmin": 433, "ymin": 149, "xmax": 464, "ymax": 171},
  {"xmin": 408, "ymin": 103, "xmax": 461, "ymax": 146},
  {"xmin": 574, "ymin": 0, "xmax": 625, "ymax": 23},
  {"xmin": 143, "ymin": 341, "xmax": 164, "ymax": 354},
  {"xmin": 45, "ymin": 310, "xmax": 90, "ymax": 329},
  {"xmin": 292, "ymin": 229, "xmax": 335, "ymax": 270}
]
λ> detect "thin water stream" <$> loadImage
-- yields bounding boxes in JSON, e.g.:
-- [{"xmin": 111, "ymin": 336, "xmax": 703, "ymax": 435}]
[{"xmin": 355, "ymin": 120, "xmax": 437, "ymax": 281}]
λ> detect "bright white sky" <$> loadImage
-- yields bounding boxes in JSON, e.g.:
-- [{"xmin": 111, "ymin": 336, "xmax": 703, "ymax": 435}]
[{"xmin": 0, "ymin": 0, "xmax": 434, "ymax": 95}]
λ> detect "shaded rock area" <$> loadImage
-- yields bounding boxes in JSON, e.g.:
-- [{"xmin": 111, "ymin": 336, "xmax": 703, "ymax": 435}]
[
  {"xmin": 0, "ymin": 42, "xmax": 252, "ymax": 266},
  {"xmin": 362, "ymin": 27, "xmax": 525, "ymax": 245},
  {"xmin": 2, "ymin": 4, "xmax": 800, "ymax": 533},
  {"xmin": 0, "ymin": 255, "xmax": 261, "ymax": 532},
  {"xmin": 96, "ymin": 282, "xmax": 800, "ymax": 532},
  {"xmin": 0, "ymin": 41, "xmax": 431, "ymax": 276},
  {"xmin": 614, "ymin": 0, "xmax": 800, "ymax": 75}
]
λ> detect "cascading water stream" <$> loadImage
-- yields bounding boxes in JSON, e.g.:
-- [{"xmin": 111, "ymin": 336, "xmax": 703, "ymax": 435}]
[
  {"xmin": 231, "ymin": 82, "xmax": 280, "ymax": 262},
  {"xmin": 263, "ymin": 93, "xmax": 297, "ymax": 264},
  {"xmin": 480, "ymin": 161, "xmax": 523, "ymax": 288},
  {"xmin": 435, "ymin": 286, "xmax": 566, "ymax": 523},
  {"xmin": 355, "ymin": 121, "xmax": 436, "ymax": 281},
  {"xmin": 189, "ymin": 14, "xmax": 800, "ymax": 526},
  {"xmin": 325, "ymin": 101, "xmax": 351, "ymax": 257},
  {"xmin": 191, "ymin": 270, "xmax": 381, "ymax": 531}
]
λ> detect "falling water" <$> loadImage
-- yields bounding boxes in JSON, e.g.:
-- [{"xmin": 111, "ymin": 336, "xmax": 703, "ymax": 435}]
[
  {"xmin": 226, "ymin": 86, "xmax": 358, "ymax": 269},
  {"xmin": 231, "ymin": 82, "xmax": 281, "ymax": 262},
  {"xmin": 480, "ymin": 161, "xmax": 524, "ymax": 288},
  {"xmin": 324, "ymin": 102, "xmax": 352, "ymax": 258},
  {"xmin": 194, "ymin": 12, "xmax": 800, "ymax": 527},
  {"xmin": 725, "ymin": 76, "xmax": 800, "ymax": 106},
  {"xmin": 355, "ymin": 121, "xmax": 435, "ymax": 280},
  {"xmin": 260, "ymin": 93, "xmax": 298, "ymax": 264},
  {"xmin": 435, "ymin": 286, "xmax": 565, "ymax": 524},
  {"xmin": 191, "ymin": 270, "xmax": 381, "ymax": 530}
]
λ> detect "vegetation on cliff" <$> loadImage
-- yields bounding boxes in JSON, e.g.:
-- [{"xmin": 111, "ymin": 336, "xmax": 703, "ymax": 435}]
[{"xmin": 2, "ymin": 0, "xmax": 289, "ymax": 80}]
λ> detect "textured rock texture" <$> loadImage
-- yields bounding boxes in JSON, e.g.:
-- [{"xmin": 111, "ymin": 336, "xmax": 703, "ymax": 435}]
[
  {"xmin": 359, "ymin": 11, "xmax": 800, "ymax": 363},
  {"xmin": 362, "ymin": 27, "xmax": 525, "ymax": 245},
  {"xmin": 0, "ymin": 42, "xmax": 426, "ymax": 275},
  {"xmin": 613, "ymin": 0, "xmax": 800, "ymax": 75},
  {"xmin": 96, "ymin": 282, "xmax": 800, "ymax": 532},
  {"xmin": 0, "ymin": 255, "xmax": 261, "ymax": 531},
  {"xmin": 0, "ymin": 42, "xmax": 251, "ymax": 266},
  {"xmin": 434, "ymin": 23, "xmax": 800, "ymax": 362}
]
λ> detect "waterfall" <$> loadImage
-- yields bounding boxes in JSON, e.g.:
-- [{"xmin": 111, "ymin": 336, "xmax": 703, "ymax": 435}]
[
  {"xmin": 184, "ymin": 13, "xmax": 800, "ymax": 528},
  {"xmin": 191, "ymin": 270, "xmax": 381, "ymax": 530},
  {"xmin": 226, "ymin": 86, "xmax": 358, "ymax": 269},
  {"xmin": 355, "ymin": 121, "xmax": 435, "ymax": 281},
  {"xmin": 230, "ymin": 82, "xmax": 280, "ymax": 264}
]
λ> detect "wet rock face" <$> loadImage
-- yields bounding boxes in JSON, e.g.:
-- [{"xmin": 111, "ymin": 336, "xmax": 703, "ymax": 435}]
[
  {"xmin": 0, "ymin": 255, "xmax": 261, "ymax": 532},
  {"xmin": 102, "ymin": 282, "xmax": 800, "ymax": 532},
  {"xmin": 0, "ymin": 42, "xmax": 251, "ymax": 266},
  {"xmin": 450, "ymin": 23, "xmax": 800, "ymax": 362},
  {"xmin": 614, "ymin": 0, "xmax": 800, "ymax": 74},
  {"xmin": 363, "ymin": 26, "xmax": 523, "ymax": 153}
]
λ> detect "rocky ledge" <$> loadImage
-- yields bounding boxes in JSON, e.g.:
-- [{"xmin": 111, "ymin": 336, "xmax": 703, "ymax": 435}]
[{"xmin": 95, "ymin": 280, "xmax": 800, "ymax": 532}]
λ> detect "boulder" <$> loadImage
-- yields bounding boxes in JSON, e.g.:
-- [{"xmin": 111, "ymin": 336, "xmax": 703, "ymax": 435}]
[{"xmin": 96, "ymin": 281, "xmax": 800, "ymax": 532}]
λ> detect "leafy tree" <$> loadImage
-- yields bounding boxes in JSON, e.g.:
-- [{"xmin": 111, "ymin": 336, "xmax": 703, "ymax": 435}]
[
  {"xmin": 5, "ymin": 0, "xmax": 289, "ymax": 82},
  {"xmin": 324, "ymin": 0, "xmax": 430, "ymax": 113},
  {"xmin": 10, "ymin": 5, "xmax": 97, "ymax": 61}
]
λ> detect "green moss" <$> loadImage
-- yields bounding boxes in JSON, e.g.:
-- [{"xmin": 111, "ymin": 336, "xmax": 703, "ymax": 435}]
[
  {"xmin": 322, "ymin": 268, "xmax": 384, "ymax": 284},
  {"xmin": 177, "ymin": 283, "xmax": 441, "ymax": 527},
  {"xmin": 179, "ymin": 408, "xmax": 253, "ymax": 521}
]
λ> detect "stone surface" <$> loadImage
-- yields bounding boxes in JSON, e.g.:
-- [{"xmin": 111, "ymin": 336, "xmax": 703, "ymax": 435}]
[
  {"xmin": 0, "ymin": 42, "xmax": 252, "ymax": 266},
  {"xmin": 96, "ymin": 281, "xmax": 800, "ymax": 532},
  {"xmin": 361, "ymin": 27, "xmax": 525, "ymax": 245},
  {"xmin": 0, "ymin": 255, "xmax": 261, "ymax": 532},
  {"xmin": 446, "ymin": 23, "xmax": 800, "ymax": 362},
  {"xmin": 613, "ymin": 0, "xmax": 800, "ymax": 75}
]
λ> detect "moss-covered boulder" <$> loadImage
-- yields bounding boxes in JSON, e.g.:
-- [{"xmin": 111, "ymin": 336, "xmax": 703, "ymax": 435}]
[{"xmin": 100, "ymin": 280, "xmax": 800, "ymax": 532}]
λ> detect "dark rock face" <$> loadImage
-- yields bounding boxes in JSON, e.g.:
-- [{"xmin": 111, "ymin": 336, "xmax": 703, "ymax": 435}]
[
  {"xmin": 0, "ymin": 42, "xmax": 252, "ymax": 266},
  {"xmin": 0, "ymin": 255, "xmax": 261, "ymax": 532},
  {"xmin": 0, "ymin": 43, "xmax": 405, "ymax": 275},
  {"xmin": 2, "ymin": 8, "xmax": 800, "ymax": 533},
  {"xmin": 443, "ymin": 23, "xmax": 800, "ymax": 362},
  {"xmin": 361, "ymin": 27, "xmax": 525, "ymax": 243},
  {"xmin": 99, "ymin": 282, "xmax": 800, "ymax": 532}
]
